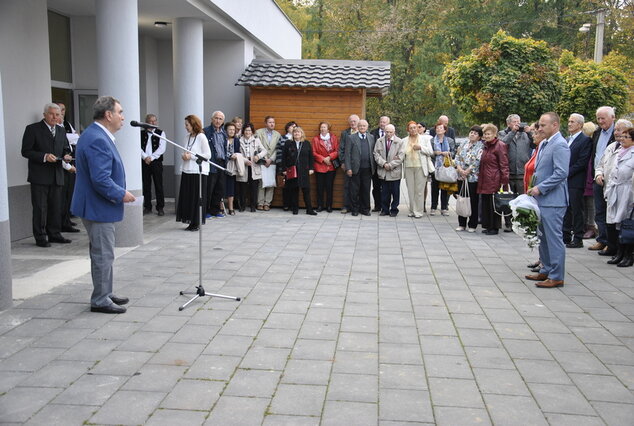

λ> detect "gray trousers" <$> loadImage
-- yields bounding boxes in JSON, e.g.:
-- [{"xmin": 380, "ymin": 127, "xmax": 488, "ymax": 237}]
[{"xmin": 82, "ymin": 219, "xmax": 115, "ymax": 307}]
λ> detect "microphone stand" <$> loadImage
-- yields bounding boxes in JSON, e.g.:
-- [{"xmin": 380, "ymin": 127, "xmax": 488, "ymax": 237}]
[{"xmin": 144, "ymin": 129, "xmax": 241, "ymax": 311}]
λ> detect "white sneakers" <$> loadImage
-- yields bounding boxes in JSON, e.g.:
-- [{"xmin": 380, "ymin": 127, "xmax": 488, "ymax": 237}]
[{"xmin": 455, "ymin": 226, "xmax": 465, "ymax": 231}]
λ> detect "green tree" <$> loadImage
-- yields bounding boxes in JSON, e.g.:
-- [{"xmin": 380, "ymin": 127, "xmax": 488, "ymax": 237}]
[
  {"xmin": 557, "ymin": 50, "xmax": 629, "ymax": 120},
  {"xmin": 443, "ymin": 30, "xmax": 561, "ymax": 126}
]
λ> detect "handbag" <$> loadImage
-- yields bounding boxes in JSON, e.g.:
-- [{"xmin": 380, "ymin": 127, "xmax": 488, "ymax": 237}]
[
  {"xmin": 494, "ymin": 185, "xmax": 517, "ymax": 218},
  {"xmin": 286, "ymin": 165, "xmax": 298, "ymax": 179},
  {"xmin": 455, "ymin": 181, "xmax": 471, "ymax": 218},
  {"xmin": 619, "ymin": 208, "xmax": 634, "ymax": 244},
  {"xmin": 332, "ymin": 158, "xmax": 341, "ymax": 169},
  {"xmin": 435, "ymin": 156, "xmax": 458, "ymax": 183}
]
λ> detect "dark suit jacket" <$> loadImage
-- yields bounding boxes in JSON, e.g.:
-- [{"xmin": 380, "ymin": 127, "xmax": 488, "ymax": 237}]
[
  {"xmin": 345, "ymin": 132, "xmax": 376, "ymax": 175},
  {"xmin": 338, "ymin": 128, "xmax": 354, "ymax": 166},
  {"xmin": 21, "ymin": 120, "xmax": 69, "ymax": 186},
  {"xmin": 282, "ymin": 139, "xmax": 314, "ymax": 188},
  {"xmin": 71, "ymin": 123, "xmax": 127, "ymax": 222},
  {"xmin": 591, "ymin": 126, "xmax": 616, "ymax": 171},
  {"xmin": 567, "ymin": 133, "xmax": 592, "ymax": 189}
]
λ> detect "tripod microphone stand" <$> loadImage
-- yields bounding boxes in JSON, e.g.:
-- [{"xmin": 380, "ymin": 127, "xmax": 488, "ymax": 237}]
[{"xmin": 136, "ymin": 124, "xmax": 241, "ymax": 310}]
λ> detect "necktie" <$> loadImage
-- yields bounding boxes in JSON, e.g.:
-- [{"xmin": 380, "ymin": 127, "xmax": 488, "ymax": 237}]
[
  {"xmin": 361, "ymin": 134, "xmax": 365, "ymax": 140},
  {"xmin": 386, "ymin": 139, "xmax": 391, "ymax": 152},
  {"xmin": 50, "ymin": 126, "xmax": 55, "ymax": 137}
]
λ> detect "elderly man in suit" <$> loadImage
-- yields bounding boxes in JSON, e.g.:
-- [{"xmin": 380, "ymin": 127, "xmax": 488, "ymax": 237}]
[
  {"xmin": 370, "ymin": 116, "xmax": 390, "ymax": 211},
  {"xmin": 339, "ymin": 114, "xmax": 359, "ymax": 213},
  {"xmin": 345, "ymin": 119, "xmax": 376, "ymax": 216},
  {"xmin": 589, "ymin": 106, "xmax": 616, "ymax": 253},
  {"xmin": 21, "ymin": 103, "xmax": 73, "ymax": 247},
  {"xmin": 72, "ymin": 96, "xmax": 136, "ymax": 314},
  {"xmin": 204, "ymin": 111, "xmax": 228, "ymax": 218},
  {"xmin": 526, "ymin": 112, "xmax": 571, "ymax": 288},
  {"xmin": 563, "ymin": 113, "xmax": 592, "ymax": 248},
  {"xmin": 255, "ymin": 115, "xmax": 281, "ymax": 211},
  {"xmin": 374, "ymin": 123, "xmax": 405, "ymax": 217}
]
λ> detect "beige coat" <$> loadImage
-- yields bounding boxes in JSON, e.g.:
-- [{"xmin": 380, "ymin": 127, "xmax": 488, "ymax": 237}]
[
  {"xmin": 403, "ymin": 134, "xmax": 435, "ymax": 176},
  {"xmin": 595, "ymin": 141, "xmax": 618, "ymax": 185},
  {"xmin": 255, "ymin": 128, "xmax": 281, "ymax": 162},
  {"xmin": 374, "ymin": 136, "xmax": 405, "ymax": 181},
  {"xmin": 237, "ymin": 136, "xmax": 267, "ymax": 182}
]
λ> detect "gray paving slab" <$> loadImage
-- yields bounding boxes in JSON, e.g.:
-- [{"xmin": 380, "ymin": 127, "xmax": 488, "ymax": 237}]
[{"xmin": 2, "ymin": 206, "xmax": 634, "ymax": 424}]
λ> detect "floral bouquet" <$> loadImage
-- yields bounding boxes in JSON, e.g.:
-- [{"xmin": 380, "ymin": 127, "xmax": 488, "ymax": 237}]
[{"xmin": 509, "ymin": 194, "xmax": 541, "ymax": 249}]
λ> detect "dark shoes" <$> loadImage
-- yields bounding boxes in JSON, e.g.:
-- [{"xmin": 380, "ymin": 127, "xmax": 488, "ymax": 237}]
[
  {"xmin": 316, "ymin": 206, "xmax": 323, "ymax": 212},
  {"xmin": 91, "ymin": 304, "xmax": 126, "ymax": 314},
  {"xmin": 617, "ymin": 256, "xmax": 634, "ymax": 267},
  {"xmin": 143, "ymin": 208, "xmax": 152, "ymax": 215},
  {"xmin": 484, "ymin": 229, "xmax": 499, "ymax": 235},
  {"xmin": 362, "ymin": 211, "xmax": 371, "ymax": 216},
  {"xmin": 185, "ymin": 224, "xmax": 199, "ymax": 231},
  {"xmin": 351, "ymin": 212, "xmax": 359, "ymax": 216},
  {"xmin": 379, "ymin": 212, "xmax": 389, "ymax": 216},
  {"xmin": 110, "ymin": 295, "xmax": 129, "ymax": 305},
  {"xmin": 157, "ymin": 209, "xmax": 165, "ymax": 216},
  {"xmin": 306, "ymin": 210, "xmax": 318, "ymax": 215},
  {"xmin": 292, "ymin": 210, "xmax": 299, "ymax": 215},
  {"xmin": 372, "ymin": 207, "xmax": 381, "ymax": 212},
  {"xmin": 527, "ymin": 261, "xmax": 541, "ymax": 268},
  {"xmin": 327, "ymin": 207, "xmax": 333, "ymax": 213},
  {"xmin": 62, "ymin": 226, "xmax": 80, "ymax": 233},
  {"xmin": 49, "ymin": 236, "xmax": 71, "ymax": 244},
  {"xmin": 566, "ymin": 240, "xmax": 583, "ymax": 249},
  {"xmin": 598, "ymin": 248, "xmax": 617, "ymax": 256},
  {"xmin": 36, "ymin": 240, "xmax": 51, "ymax": 248}
]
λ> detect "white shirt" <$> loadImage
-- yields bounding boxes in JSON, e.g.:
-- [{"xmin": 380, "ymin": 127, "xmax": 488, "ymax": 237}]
[
  {"xmin": 141, "ymin": 130, "xmax": 166, "ymax": 160},
  {"xmin": 568, "ymin": 131, "xmax": 581, "ymax": 147},
  {"xmin": 181, "ymin": 133, "xmax": 211, "ymax": 175},
  {"xmin": 95, "ymin": 122, "xmax": 116, "ymax": 144}
]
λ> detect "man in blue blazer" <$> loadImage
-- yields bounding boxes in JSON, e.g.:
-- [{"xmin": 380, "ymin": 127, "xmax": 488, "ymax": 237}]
[
  {"xmin": 563, "ymin": 113, "xmax": 592, "ymax": 248},
  {"xmin": 526, "ymin": 112, "xmax": 571, "ymax": 288},
  {"xmin": 72, "ymin": 96, "xmax": 136, "ymax": 314}
]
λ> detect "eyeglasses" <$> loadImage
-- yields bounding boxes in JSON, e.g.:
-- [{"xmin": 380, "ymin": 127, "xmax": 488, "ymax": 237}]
[{"xmin": 616, "ymin": 134, "xmax": 632, "ymax": 140}]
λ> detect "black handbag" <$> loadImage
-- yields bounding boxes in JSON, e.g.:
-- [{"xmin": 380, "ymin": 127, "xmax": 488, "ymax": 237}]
[
  {"xmin": 493, "ymin": 185, "xmax": 517, "ymax": 218},
  {"xmin": 620, "ymin": 208, "xmax": 634, "ymax": 244},
  {"xmin": 332, "ymin": 158, "xmax": 341, "ymax": 169}
]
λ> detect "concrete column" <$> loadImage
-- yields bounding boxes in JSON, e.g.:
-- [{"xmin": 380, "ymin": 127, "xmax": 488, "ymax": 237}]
[
  {"xmin": 173, "ymin": 18, "xmax": 204, "ymax": 185},
  {"xmin": 0, "ymin": 74, "xmax": 13, "ymax": 310},
  {"xmin": 95, "ymin": 0, "xmax": 143, "ymax": 247}
]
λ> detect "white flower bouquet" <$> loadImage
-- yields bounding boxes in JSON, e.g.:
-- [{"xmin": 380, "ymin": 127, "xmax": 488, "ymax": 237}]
[{"xmin": 509, "ymin": 194, "xmax": 541, "ymax": 250}]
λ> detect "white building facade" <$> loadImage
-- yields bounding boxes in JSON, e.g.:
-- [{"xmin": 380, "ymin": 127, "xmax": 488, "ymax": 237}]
[{"xmin": 0, "ymin": 0, "xmax": 301, "ymax": 244}]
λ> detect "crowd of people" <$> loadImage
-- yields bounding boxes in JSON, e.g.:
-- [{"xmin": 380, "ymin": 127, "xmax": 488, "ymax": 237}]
[{"xmin": 20, "ymin": 103, "xmax": 634, "ymax": 287}]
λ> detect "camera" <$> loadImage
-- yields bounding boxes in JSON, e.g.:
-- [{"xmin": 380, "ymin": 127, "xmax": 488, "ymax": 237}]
[{"xmin": 518, "ymin": 122, "xmax": 528, "ymax": 132}]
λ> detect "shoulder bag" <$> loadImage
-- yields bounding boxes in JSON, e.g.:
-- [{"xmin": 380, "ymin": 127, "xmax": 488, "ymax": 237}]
[
  {"xmin": 455, "ymin": 181, "xmax": 471, "ymax": 218},
  {"xmin": 619, "ymin": 208, "xmax": 634, "ymax": 244}
]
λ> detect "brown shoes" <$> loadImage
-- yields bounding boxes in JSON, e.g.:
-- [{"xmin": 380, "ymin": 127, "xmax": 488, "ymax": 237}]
[
  {"xmin": 525, "ymin": 273, "xmax": 548, "ymax": 281},
  {"xmin": 535, "ymin": 279, "xmax": 564, "ymax": 288},
  {"xmin": 263, "ymin": 205, "xmax": 270, "ymax": 211},
  {"xmin": 588, "ymin": 242, "xmax": 606, "ymax": 251}
]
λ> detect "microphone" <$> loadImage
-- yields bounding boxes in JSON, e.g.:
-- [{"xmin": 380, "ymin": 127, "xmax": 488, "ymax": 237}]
[{"xmin": 130, "ymin": 120, "xmax": 159, "ymax": 130}]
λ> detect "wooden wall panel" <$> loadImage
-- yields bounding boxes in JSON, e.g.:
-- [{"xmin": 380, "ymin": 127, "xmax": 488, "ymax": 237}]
[{"xmin": 248, "ymin": 87, "xmax": 366, "ymax": 209}]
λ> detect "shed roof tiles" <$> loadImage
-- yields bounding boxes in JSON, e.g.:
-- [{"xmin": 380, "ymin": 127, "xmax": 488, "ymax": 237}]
[{"xmin": 236, "ymin": 59, "xmax": 391, "ymax": 96}]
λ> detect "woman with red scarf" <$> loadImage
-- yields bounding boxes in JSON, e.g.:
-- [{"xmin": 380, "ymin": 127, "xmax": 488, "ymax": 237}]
[{"xmin": 312, "ymin": 122, "xmax": 339, "ymax": 212}]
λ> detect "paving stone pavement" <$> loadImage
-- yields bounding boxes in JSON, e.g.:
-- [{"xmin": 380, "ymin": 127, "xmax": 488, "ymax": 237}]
[{"xmin": 2, "ymin": 201, "xmax": 634, "ymax": 425}]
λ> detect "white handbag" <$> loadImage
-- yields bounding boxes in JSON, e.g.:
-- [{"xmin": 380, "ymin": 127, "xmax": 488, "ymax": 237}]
[{"xmin": 455, "ymin": 181, "xmax": 471, "ymax": 218}]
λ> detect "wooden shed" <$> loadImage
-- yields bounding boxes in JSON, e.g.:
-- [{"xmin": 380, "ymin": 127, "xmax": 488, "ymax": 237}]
[{"xmin": 236, "ymin": 59, "xmax": 391, "ymax": 209}]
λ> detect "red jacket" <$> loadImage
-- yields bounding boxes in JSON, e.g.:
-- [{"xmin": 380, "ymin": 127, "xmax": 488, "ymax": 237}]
[
  {"xmin": 312, "ymin": 133, "xmax": 339, "ymax": 173},
  {"xmin": 477, "ymin": 138, "xmax": 509, "ymax": 194}
]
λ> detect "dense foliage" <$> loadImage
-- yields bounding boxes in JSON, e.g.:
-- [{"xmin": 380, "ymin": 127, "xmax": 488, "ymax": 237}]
[{"xmin": 277, "ymin": 0, "xmax": 632, "ymax": 134}]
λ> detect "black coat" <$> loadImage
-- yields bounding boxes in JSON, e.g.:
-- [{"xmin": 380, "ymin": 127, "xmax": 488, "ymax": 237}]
[
  {"xmin": 21, "ymin": 120, "xmax": 70, "ymax": 186},
  {"xmin": 567, "ymin": 133, "xmax": 592, "ymax": 189},
  {"xmin": 283, "ymin": 139, "xmax": 313, "ymax": 188}
]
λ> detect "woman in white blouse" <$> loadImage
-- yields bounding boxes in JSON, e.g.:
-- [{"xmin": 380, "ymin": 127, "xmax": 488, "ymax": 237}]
[
  {"xmin": 403, "ymin": 121, "xmax": 434, "ymax": 218},
  {"xmin": 176, "ymin": 114, "xmax": 211, "ymax": 231}
]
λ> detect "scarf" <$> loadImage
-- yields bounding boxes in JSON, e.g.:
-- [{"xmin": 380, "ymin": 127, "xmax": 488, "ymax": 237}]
[{"xmin": 320, "ymin": 133, "xmax": 332, "ymax": 152}]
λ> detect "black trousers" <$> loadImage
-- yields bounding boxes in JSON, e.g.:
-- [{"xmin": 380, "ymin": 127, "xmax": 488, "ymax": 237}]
[
  {"xmin": 381, "ymin": 179, "xmax": 400, "ymax": 214},
  {"xmin": 458, "ymin": 181, "xmax": 480, "ymax": 229},
  {"xmin": 61, "ymin": 171, "xmax": 76, "ymax": 228},
  {"xmin": 343, "ymin": 171, "xmax": 351, "ymax": 210},
  {"xmin": 289, "ymin": 183, "xmax": 313, "ymax": 212},
  {"xmin": 142, "ymin": 160, "xmax": 164, "ymax": 210},
  {"xmin": 480, "ymin": 193, "xmax": 501, "ymax": 230},
  {"xmin": 350, "ymin": 167, "xmax": 372, "ymax": 213},
  {"xmin": 372, "ymin": 171, "xmax": 382, "ymax": 210},
  {"xmin": 31, "ymin": 183, "xmax": 63, "ymax": 242},
  {"xmin": 564, "ymin": 187, "xmax": 585, "ymax": 242},
  {"xmin": 430, "ymin": 173, "xmax": 449, "ymax": 210},
  {"xmin": 238, "ymin": 168, "xmax": 259, "ymax": 209},
  {"xmin": 315, "ymin": 171, "xmax": 335, "ymax": 209},
  {"xmin": 206, "ymin": 171, "xmax": 226, "ymax": 215},
  {"xmin": 607, "ymin": 223, "xmax": 619, "ymax": 252}
]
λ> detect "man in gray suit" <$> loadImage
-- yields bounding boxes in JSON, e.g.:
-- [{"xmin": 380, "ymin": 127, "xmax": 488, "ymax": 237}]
[
  {"xmin": 345, "ymin": 119, "xmax": 376, "ymax": 216},
  {"xmin": 525, "ymin": 112, "xmax": 570, "ymax": 288},
  {"xmin": 339, "ymin": 114, "xmax": 359, "ymax": 213}
]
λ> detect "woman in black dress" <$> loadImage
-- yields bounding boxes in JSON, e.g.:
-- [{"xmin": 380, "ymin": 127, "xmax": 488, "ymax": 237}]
[
  {"xmin": 176, "ymin": 114, "xmax": 211, "ymax": 231},
  {"xmin": 282, "ymin": 126, "xmax": 317, "ymax": 215}
]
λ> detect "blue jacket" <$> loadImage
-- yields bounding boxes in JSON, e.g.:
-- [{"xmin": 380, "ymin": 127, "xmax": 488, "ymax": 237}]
[
  {"xmin": 534, "ymin": 132, "xmax": 570, "ymax": 208},
  {"xmin": 71, "ymin": 123, "xmax": 126, "ymax": 222}
]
